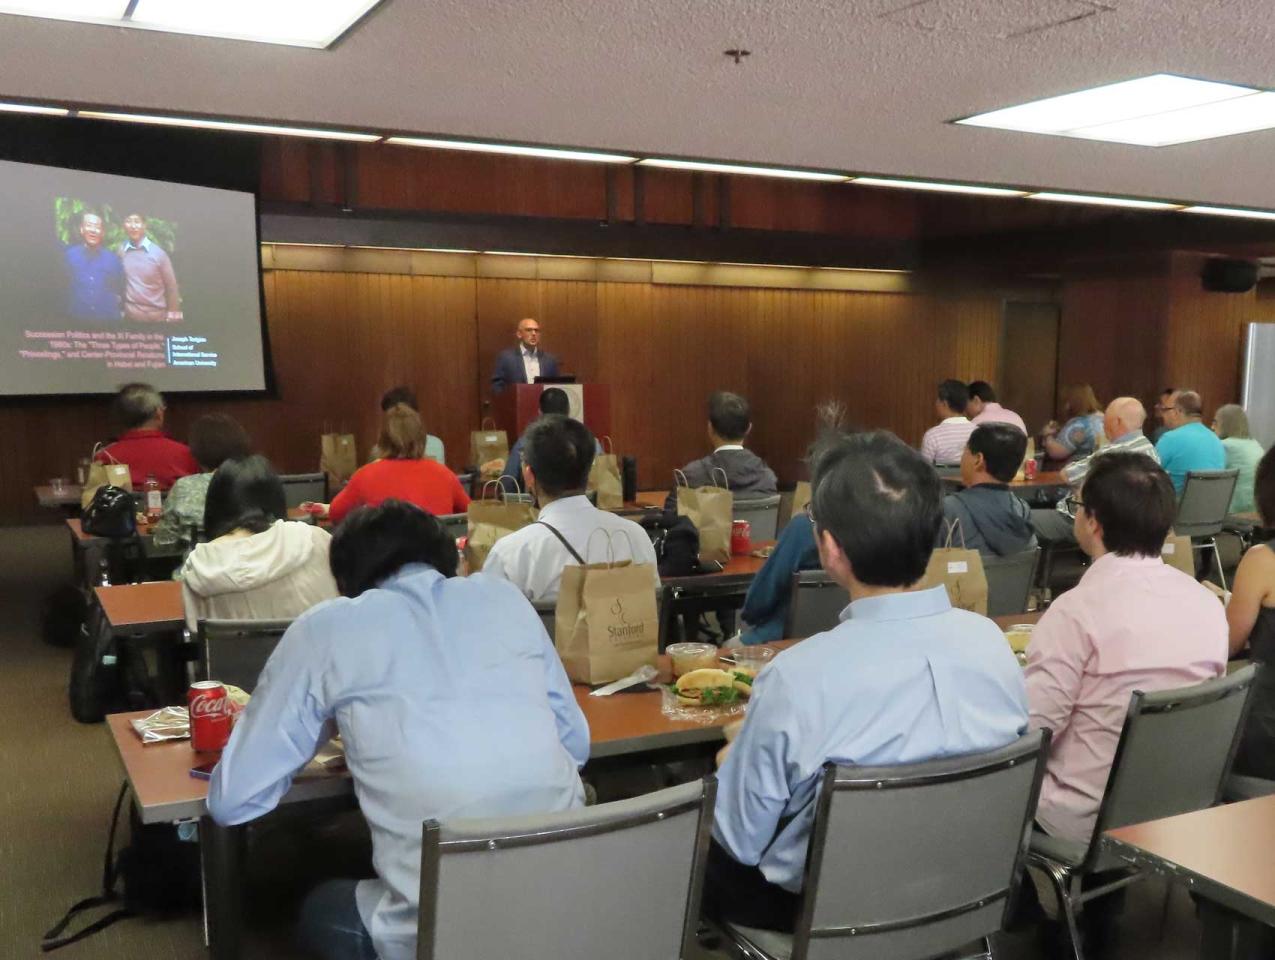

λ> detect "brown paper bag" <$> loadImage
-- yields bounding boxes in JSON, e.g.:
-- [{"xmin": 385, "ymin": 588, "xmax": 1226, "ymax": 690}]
[
  {"xmin": 555, "ymin": 557, "xmax": 660, "ymax": 684},
  {"xmin": 922, "ymin": 519, "xmax": 988, "ymax": 615},
  {"xmin": 790, "ymin": 481, "xmax": 812, "ymax": 521},
  {"xmin": 320, "ymin": 432, "xmax": 358, "ymax": 491},
  {"xmin": 587, "ymin": 438, "xmax": 624, "ymax": 510},
  {"xmin": 1161, "ymin": 530, "xmax": 1196, "ymax": 577},
  {"xmin": 81, "ymin": 459, "xmax": 132, "ymax": 509},
  {"xmin": 470, "ymin": 419, "xmax": 509, "ymax": 474},
  {"xmin": 675, "ymin": 468, "xmax": 733, "ymax": 568},
  {"xmin": 464, "ymin": 496, "xmax": 536, "ymax": 572}
]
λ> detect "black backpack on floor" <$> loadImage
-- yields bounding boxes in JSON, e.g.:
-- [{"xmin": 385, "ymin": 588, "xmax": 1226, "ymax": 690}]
[{"xmin": 42, "ymin": 781, "xmax": 202, "ymax": 952}]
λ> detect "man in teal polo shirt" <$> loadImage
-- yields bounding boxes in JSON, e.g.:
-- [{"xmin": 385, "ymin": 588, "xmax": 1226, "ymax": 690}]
[{"xmin": 1155, "ymin": 390, "xmax": 1225, "ymax": 493}]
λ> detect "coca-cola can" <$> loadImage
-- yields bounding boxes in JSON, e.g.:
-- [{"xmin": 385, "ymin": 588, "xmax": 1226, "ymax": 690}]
[
  {"xmin": 189, "ymin": 681, "xmax": 232, "ymax": 752},
  {"xmin": 731, "ymin": 519, "xmax": 752, "ymax": 556},
  {"xmin": 1024, "ymin": 457, "xmax": 1039, "ymax": 481}
]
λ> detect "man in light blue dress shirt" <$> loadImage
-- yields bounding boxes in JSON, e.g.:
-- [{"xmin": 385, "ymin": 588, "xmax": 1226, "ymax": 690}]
[
  {"xmin": 706, "ymin": 431, "xmax": 1028, "ymax": 932},
  {"xmin": 208, "ymin": 501, "xmax": 588, "ymax": 960}
]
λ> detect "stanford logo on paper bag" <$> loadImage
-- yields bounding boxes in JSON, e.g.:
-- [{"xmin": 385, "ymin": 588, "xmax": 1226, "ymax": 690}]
[{"xmin": 606, "ymin": 597, "xmax": 646, "ymax": 645}]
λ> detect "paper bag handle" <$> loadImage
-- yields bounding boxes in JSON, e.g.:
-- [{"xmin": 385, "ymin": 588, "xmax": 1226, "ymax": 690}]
[
  {"xmin": 497, "ymin": 473, "xmax": 523, "ymax": 495},
  {"xmin": 673, "ymin": 469, "xmax": 689, "ymax": 489},
  {"xmin": 710, "ymin": 467, "xmax": 730, "ymax": 490},
  {"xmin": 584, "ymin": 528, "xmax": 644, "ymax": 568},
  {"xmin": 481, "ymin": 417, "xmax": 497, "ymax": 430},
  {"xmin": 601, "ymin": 435, "xmax": 614, "ymax": 454},
  {"xmin": 479, "ymin": 479, "xmax": 506, "ymax": 500},
  {"xmin": 942, "ymin": 518, "xmax": 967, "ymax": 550}
]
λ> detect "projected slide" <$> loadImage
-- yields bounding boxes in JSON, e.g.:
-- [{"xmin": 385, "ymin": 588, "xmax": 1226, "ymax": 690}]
[{"xmin": 0, "ymin": 159, "xmax": 266, "ymax": 396}]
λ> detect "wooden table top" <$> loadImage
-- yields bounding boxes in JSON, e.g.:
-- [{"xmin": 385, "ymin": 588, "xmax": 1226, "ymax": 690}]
[
  {"xmin": 1104, "ymin": 794, "xmax": 1275, "ymax": 924},
  {"xmin": 95, "ymin": 581, "xmax": 184, "ymax": 633},
  {"xmin": 1009, "ymin": 471, "xmax": 1065, "ymax": 489},
  {"xmin": 661, "ymin": 545, "xmax": 774, "ymax": 588},
  {"xmin": 36, "ymin": 483, "xmax": 84, "ymax": 507}
]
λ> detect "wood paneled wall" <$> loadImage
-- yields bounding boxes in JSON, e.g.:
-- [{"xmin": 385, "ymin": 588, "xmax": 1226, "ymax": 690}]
[{"xmin": 0, "ymin": 269, "xmax": 1005, "ymax": 522}]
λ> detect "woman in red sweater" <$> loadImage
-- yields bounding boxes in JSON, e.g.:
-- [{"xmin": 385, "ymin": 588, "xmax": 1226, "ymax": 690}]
[{"xmin": 318, "ymin": 406, "xmax": 470, "ymax": 524}]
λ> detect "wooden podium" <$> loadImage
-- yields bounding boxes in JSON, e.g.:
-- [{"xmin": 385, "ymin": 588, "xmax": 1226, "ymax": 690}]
[{"xmin": 490, "ymin": 384, "xmax": 612, "ymax": 441}]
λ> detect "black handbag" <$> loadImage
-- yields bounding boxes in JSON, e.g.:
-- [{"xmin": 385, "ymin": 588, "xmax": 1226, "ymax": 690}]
[
  {"xmin": 82, "ymin": 485, "xmax": 138, "ymax": 539},
  {"xmin": 638, "ymin": 510, "xmax": 701, "ymax": 578}
]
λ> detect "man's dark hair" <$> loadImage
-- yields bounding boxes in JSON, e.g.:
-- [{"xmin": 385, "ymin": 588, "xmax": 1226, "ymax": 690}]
[
  {"xmin": 937, "ymin": 379, "xmax": 968, "ymax": 414},
  {"xmin": 539, "ymin": 387, "xmax": 570, "ymax": 416},
  {"xmin": 968, "ymin": 424, "xmax": 1027, "ymax": 484},
  {"xmin": 380, "ymin": 386, "xmax": 418, "ymax": 412},
  {"xmin": 1255, "ymin": 447, "xmax": 1275, "ymax": 528},
  {"xmin": 968, "ymin": 381, "xmax": 997, "ymax": 403},
  {"xmin": 524, "ymin": 414, "xmax": 595, "ymax": 497},
  {"xmin": 189, "ymin": 414, "xmax": 251, "ymax": 471},
  {"xmin": 113, "ymin": 382, "xmax": 163, "ymax": 430},
  {"xmin": 708, "ymin": 391, "xmax": 751, "ymax": 441},
  {"xmin": 203, "ymin": 455, "xmax": 287, "ymax": 541},
  {"xmin": 329, "ymin": 499, "xmax": 457, "ymax": 597},
  {"xmin": 1081, "ymin": 452, "xmax": 1176, "ymax": 558},
  {"xmin": 810, "ymin": 430, "xmax": 942, "ymax": 587},
  {"xmin": 1174, "ymin": 390, "xmax": 1204, "ymax": 418}
]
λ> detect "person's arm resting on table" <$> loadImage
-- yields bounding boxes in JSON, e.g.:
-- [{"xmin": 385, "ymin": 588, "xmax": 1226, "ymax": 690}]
[{"xmin": 207, "ymin": 620, "xmax": 330, "ymax": 825}]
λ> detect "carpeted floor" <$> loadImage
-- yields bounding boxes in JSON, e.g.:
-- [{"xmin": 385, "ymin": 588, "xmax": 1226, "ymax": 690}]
[{"xmin": 0, "ymin": 523, "xmax": 1209, "ymax": 960}]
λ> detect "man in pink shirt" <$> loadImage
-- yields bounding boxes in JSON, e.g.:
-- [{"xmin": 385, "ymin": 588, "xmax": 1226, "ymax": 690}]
[
  {"xmin": 1025, "ymin": 451, "xmax": 1227, "ymax": 844},
  {"xmin": 967, "ymin": 381, "xmax": 1027, "ymax": 434}
]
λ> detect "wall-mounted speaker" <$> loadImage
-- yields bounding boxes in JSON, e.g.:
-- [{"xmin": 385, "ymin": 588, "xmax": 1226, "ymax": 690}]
[{"xmin": 1201, "ymin": 258, "xmax": 1258, "ymax": 293}]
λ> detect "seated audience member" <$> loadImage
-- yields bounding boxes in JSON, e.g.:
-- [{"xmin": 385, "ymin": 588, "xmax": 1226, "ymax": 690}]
[
  {"xmin": 1149, "ymin": 387, "xmax": 1179, "ymax": 443},
  {"xmin": 1226, "ymin": 447, "xmax": 1275, "ymax": 778},
  {"xmin": 483, "ymin": 414, "xmax": 658, "ymax": 603},
  {"xmin": 706, "ymin": 431, "xmax": 1027, "ymax": 932},
  {"xmin": 94, "ymin": 382, "xmax": 198, "ymax": 488},
  {"xmin": 919, "ymin": 379, "xmax": 975, "ymax": 465},
  {"xmin": 966, "ymin": 381, "xmax": 1027, "ymax": 433},
  {"xmin": 319, "ymin": 406, "xmax": 470, "ymax": 524},
  {"xmin": 152, "ymin": 413, "xmax": 251, "ymax": 549},
  {"xmin": 941, "ymin": 424, "xmax": 1036, "ymax": 557},
  {"xmin": 1155, "ymin": 389, "xmax": 1226, "ymax": 494},
  {"xmin": 1025, "ymin": 453, "xmax": 1227, "ymax": 844},
  {"xmin": 737, "ymin": 508, "xmax": 820, "ymax": 645},
  {"xmin": 1031, "ymin": 397, "xmax": 1157, "ymax": 547},
  {"xmin": 374, "ymin": 385, "xmax": 444, "ymax": 463},
  {"xmin": 208, "ymin": 500, "xmax": 588, "ymax": 960},
  {"xmin": 1041, "ymin": 383, "xmax": 1104, "ymax": 464},
  {"xmin": 501, "ymin": 387, "xmax": 601, "ymax": 493},
  {"xmin": 665, "ymin": 391, "xmax": 777, "ymax": 509},
  {"xmin": 181, "ymin": 455, "xmax": 339, "ymax": 631},
  {"xmin": 1213, "ymin": 403, "xmax": 1265, "ymax": 514}
]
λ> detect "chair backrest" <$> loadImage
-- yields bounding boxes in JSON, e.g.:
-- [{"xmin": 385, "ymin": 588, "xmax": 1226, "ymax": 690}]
[
  {"xmin": 197, "ymin": 618, "xmax": 293, "ymax": 693},
  {"xmin": 795, "ymin": 732, "xmax": 1049, "ymax": 960},
  {"xmin": 734, "ymin": 494, "xmax": 782, "ymax": 541},
  {"xmin": 531, "ymin": 599, "xmax": 557, "ymax": 638},
  {"xmin": 455, "ymin": 472, "xmax": 475, "ymax": 497},
  {"xmin": 419, "ymin": 778, "xmax": 715, "ymax": 960},
  {"xmin": 982, "ymin": 548, "xmax": 1039, "ymax": 618},
  {"xmin": 436, "ymin": 512, "xmax": 468, "ymax": 542},
  {"xmin": 1175, "ymin": 469, "xmax": 1240, "ymax": 537},
  {"xmin": 279, "ymin": 472, "xmax": 327, "ymax": 509},
  {"xmin": 783, "ymin": 570, "xmax": 849, "ymax": 640},
  {"xmin": 1086, "ymin": 664, "xmax": 1259, "ymax": 869}
]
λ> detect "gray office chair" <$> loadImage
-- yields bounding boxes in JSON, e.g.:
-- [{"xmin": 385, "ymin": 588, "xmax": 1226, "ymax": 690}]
[
  {"xmin": 783, "ymin": 570, "xmax": 848, "ymax": 640},
  {"xmin": 1224, "ymin": 773, "xmax": 1275, "ymax": 801},
  {"xmin": 1028, "ymin": 664, "xmax": 1259, "ymax": 960},
  {"xmin": 436, "ymin": 512, "xmax": 468, "ymax": 542},
  {"xmin": 983, "ymin": 548, "xmax": 1040, "ymax": 618},
  {"xmin": 1175, "ymin": 469, "xmax": 1240, "ymax": 590},
  {"xmin": 418, "ymin": 778, "xmax": 715, "ymax": 960},
  {"xmin": 531, "ymin": 599, "xmax": 557, "ymax": 639},
  {"xmin": 279, "ymin": 472, "xmax": 327, "ymax": 509},
  {"xmin": 735, "ymin": 494, "xmax": 782, "ymax": 542},
  {"xmin": 196, "ymin": 618, "xmax": 293, "ymax": 693},
  {"xmin": 724, "ymin": 731, "xmax": 1049, "ymax": 960}
]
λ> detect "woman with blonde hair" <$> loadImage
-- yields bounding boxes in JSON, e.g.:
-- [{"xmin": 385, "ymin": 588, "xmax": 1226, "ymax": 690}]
[
  {"xmin": 1042, "ymin": 384, "xmax": 1104, "ymax": 463},
  {"xmin": 313, "ymin": 405, "xmax": 470, "ymax": 524},
  {"xmin": 1213, "ymin": 403, "xmax": 1266, "ymax": 514}
]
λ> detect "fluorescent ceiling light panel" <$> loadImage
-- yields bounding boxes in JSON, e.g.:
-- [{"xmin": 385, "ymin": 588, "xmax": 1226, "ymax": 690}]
[
  {"xmin": 957, "ymin": 73, "xmax": 1275, "ymax": 146},
  {"xmin": 385, "ymin": 137, "xmax": 635, "ymax": 163},
  {"xmin": 638, "ymin": 158, "xmax": 848, "ymax": 181},
  {"xmin": 77, "ymin": 110, "xmax": 380, "ymax": 141},
  {"xmin": 126, "ymin": 0, "xmax": 383, "ymax": 47},
  {"xmin": 0, "ymin": 1, "xmax": 128, "ymax": 24},
  {"xmin": 1182, "ymin": 206, "xmax": 1275, "ymax": 221},
  {"xmin": 0, "ymin": 102, "xmax": 70, "ymax": 116},
  {"xmin": 1029, "ymin": 192, "xmax": 1182, "ymax": 210},
  {"xmin": 852, "ymin": 177, "xmax": 1026, "ymax": 197}
]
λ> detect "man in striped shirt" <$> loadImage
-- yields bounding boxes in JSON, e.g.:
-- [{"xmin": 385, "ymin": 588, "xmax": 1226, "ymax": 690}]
[
  {"xmin": 920, "ymin": 379, "xmax": 975, "ymax": 465},
  {"xmin": 1031, "ymin": 397, "xmax": 1159, "ymax": 546}
]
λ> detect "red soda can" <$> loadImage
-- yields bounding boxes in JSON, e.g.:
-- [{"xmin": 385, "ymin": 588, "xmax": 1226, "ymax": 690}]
[
  {"xmin": 189, "ymin": 681, "xmax": 232, "ymax": 752},
  {"xmin": 1024, "ymin": 458, "xmax": 1039, "ymax": 481},
  {"xmin": 731, "ymin": 519, "xmax": 752, "ymax": 556}
]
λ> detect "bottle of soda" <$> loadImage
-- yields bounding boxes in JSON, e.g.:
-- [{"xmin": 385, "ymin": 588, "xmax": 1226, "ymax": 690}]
[{"xmin": 144, "ymin": 473, "xmax": 162, "ymax": 522}]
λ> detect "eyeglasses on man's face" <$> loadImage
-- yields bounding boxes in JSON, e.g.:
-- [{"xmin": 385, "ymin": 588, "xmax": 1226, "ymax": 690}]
[{"xmin": 1063, "ymin": 496, "xmax": 1086, "ymax": 519}]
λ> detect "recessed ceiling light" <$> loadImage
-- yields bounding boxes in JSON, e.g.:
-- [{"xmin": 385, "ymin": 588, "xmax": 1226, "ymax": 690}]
[
  {"xmin": 1029, "ymin": 192, "xmax": 1182, "ymax": 210},
  {"xmin": 638, "ymin": 158, "xmax": 849, "ymax": 182},
  {"xmin": 852, "ymin": 177, "xmax": 1026, "ymax": 197},
  {"xmin": 957, "ymin": 73, "xmax": 1273, "ymax": 146},
  {"xmin": 386, "ymin": 137, "xmax": 635, "ymax": 164},
  {"xmin": 77, "ymin": 110, "xmax": 381, "ymax": 142},
  {"xmin": 1182, "ymin": 206, "xmax": 1275, "ymax": 221},
  {"xmin": 0, "ymin": 101, "xmax": 69, "ymax": 117},
  {"xmin": 0, "ymin": 1, "xmax": 128, "ymax": 24}
]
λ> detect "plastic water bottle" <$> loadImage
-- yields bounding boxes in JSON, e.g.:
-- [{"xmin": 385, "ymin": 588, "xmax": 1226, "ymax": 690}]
[{"xmin": 144, "ymin": 474, "xmax": 162, "ymax": 522}]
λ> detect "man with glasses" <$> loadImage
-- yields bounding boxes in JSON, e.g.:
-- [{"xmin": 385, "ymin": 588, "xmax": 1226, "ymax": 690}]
[
  {"xmin": 1154, "ymin": 389, "xmax": 1226, "ymax": 494},
  {"xmin": 490, "ymin": 317, "xmax": 561, "ymax": 395},
  {"xmin": 704, "ymin": 430, "xmax": 1027, "ymax": 932},
  {"xmin": 1150, "ymin": 387, "xmax": 1179, "ymax": 444}
]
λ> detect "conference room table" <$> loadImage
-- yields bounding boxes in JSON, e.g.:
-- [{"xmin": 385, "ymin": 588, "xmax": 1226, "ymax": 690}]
[
  {"xmin": 1102, "ymin": 795, "xmax": 1275, "ymax": 958},
  {"xmin": 35, "ymin": 481, "xmax": 84, "ymax": 510}
]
